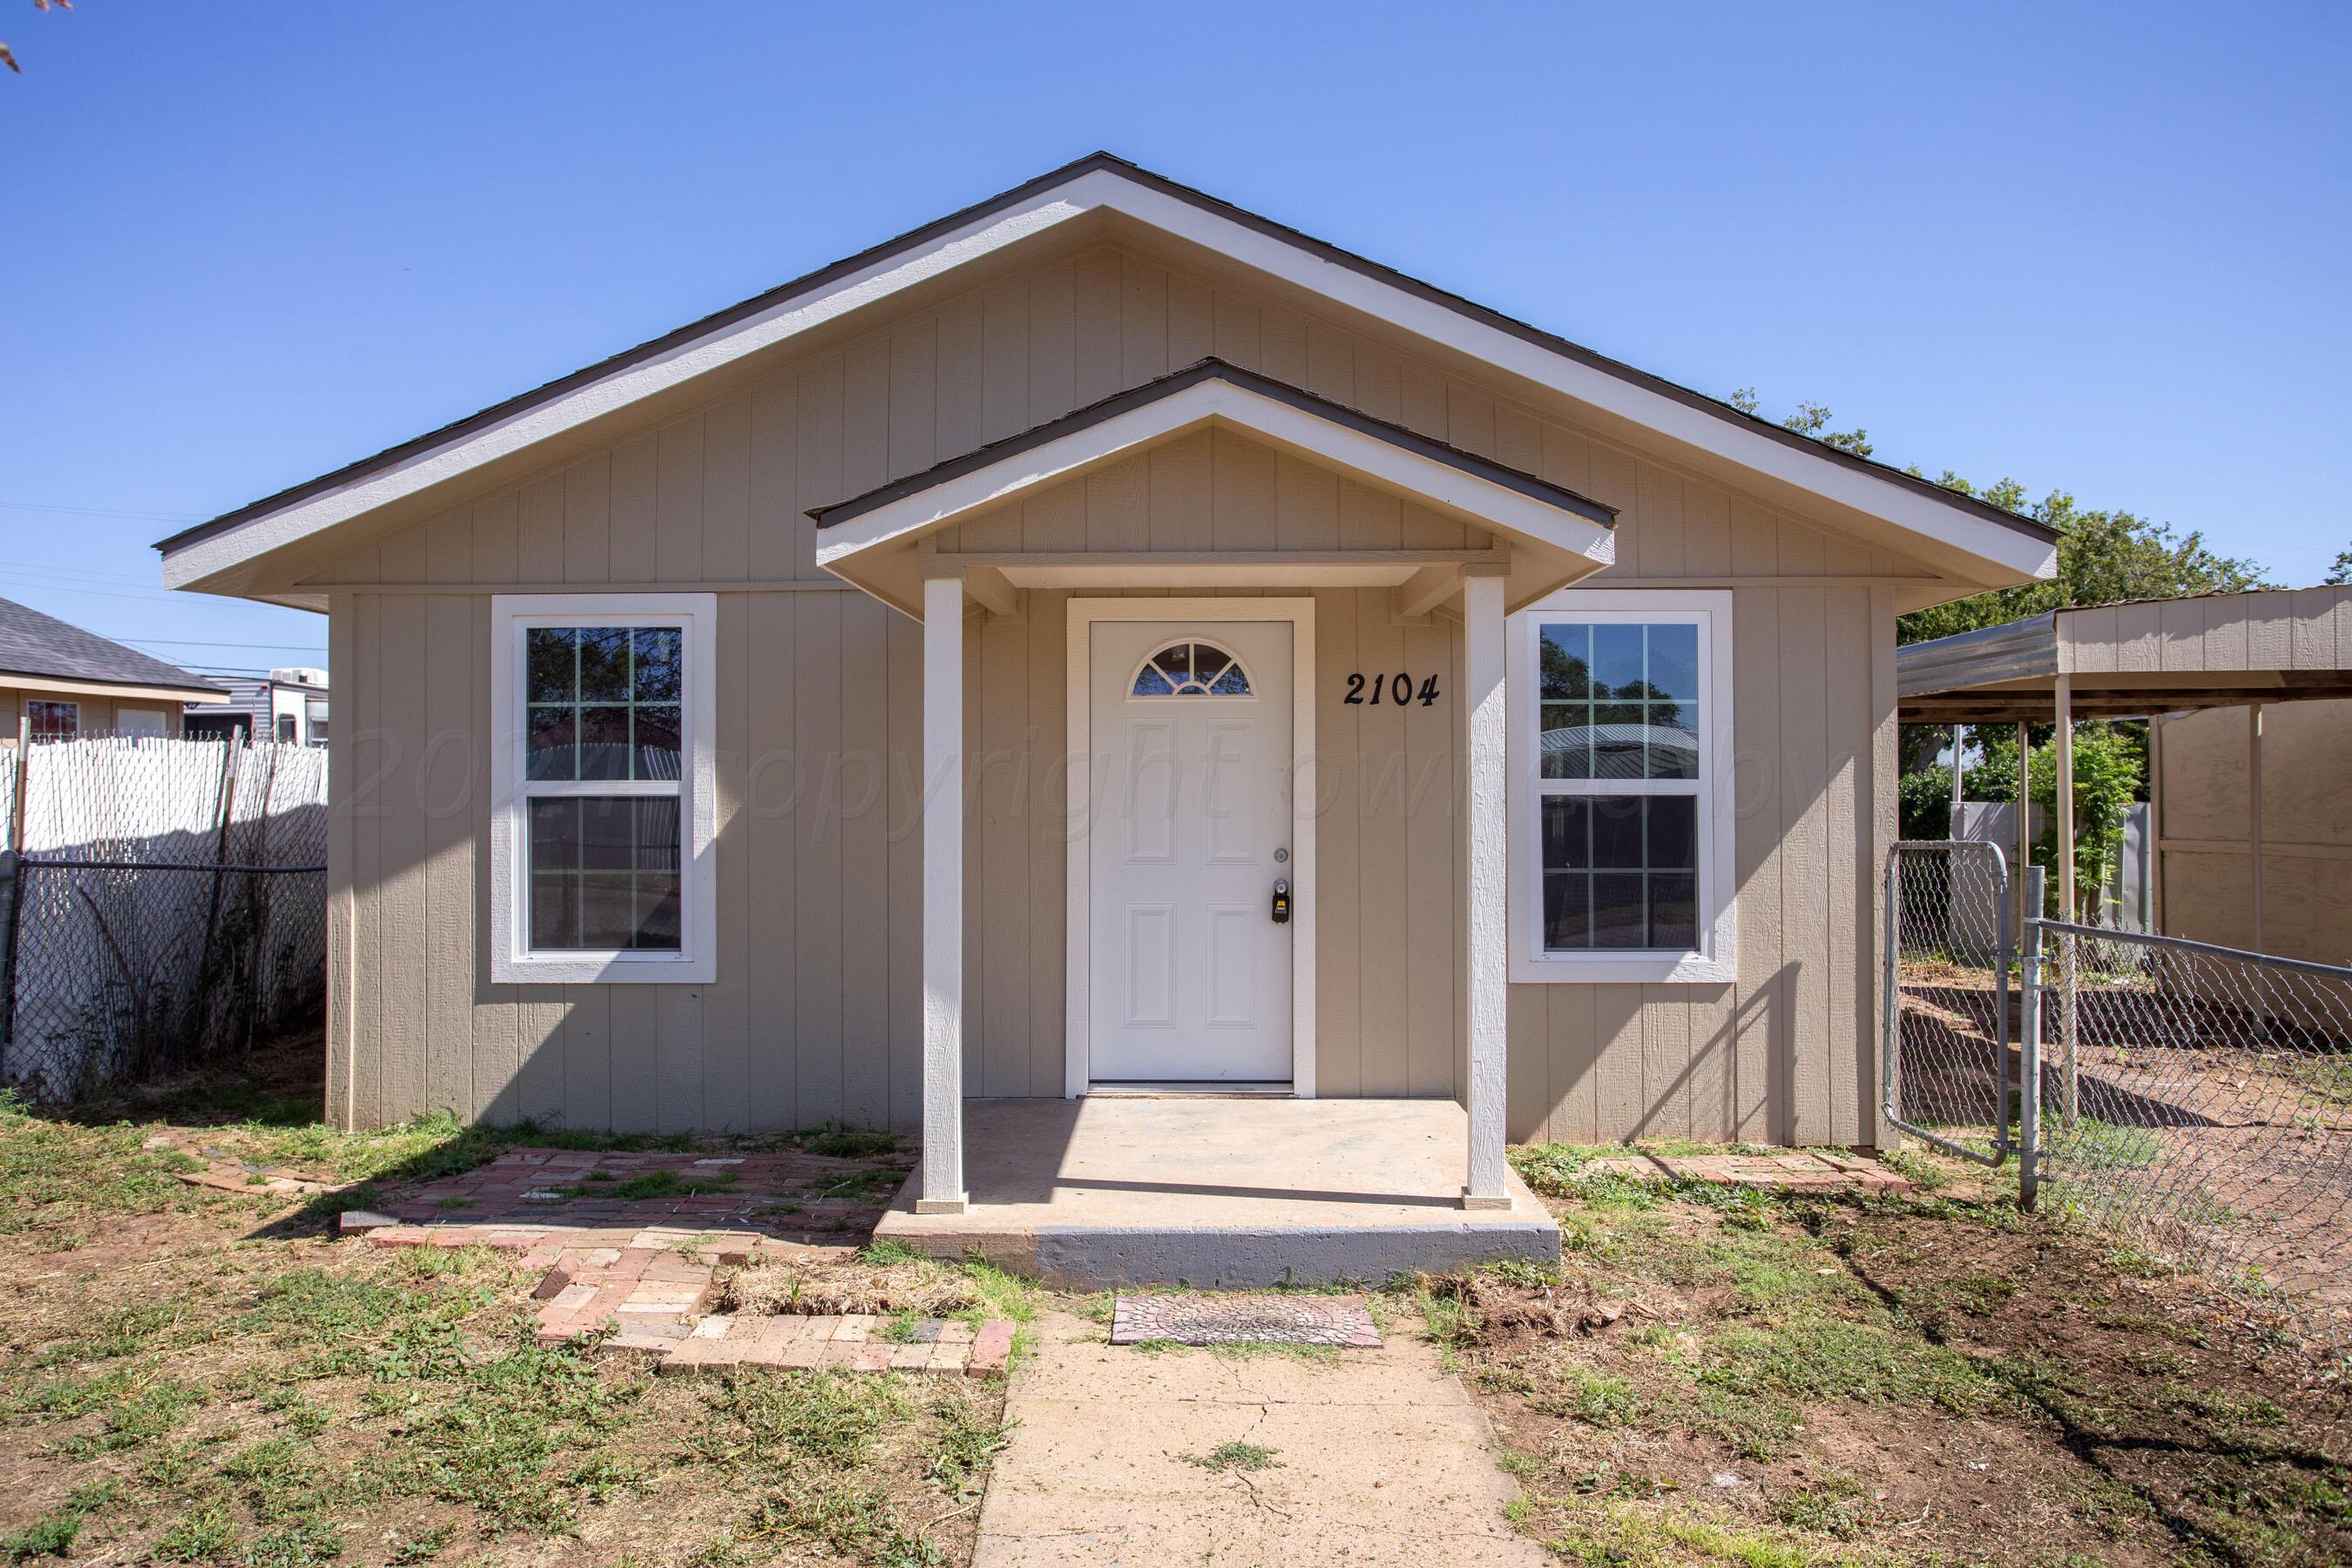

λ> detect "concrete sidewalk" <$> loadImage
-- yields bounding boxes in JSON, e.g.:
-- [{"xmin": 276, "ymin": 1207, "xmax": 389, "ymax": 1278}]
[{"xmin": 971, "ymin": 1310, "xmax": 1549, "ymax": 1566}]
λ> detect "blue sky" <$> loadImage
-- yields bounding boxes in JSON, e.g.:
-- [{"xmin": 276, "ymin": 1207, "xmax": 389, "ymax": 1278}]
[{"xmin": 3, "ymin": 2, "xmax": 2346, "ymax": 679}]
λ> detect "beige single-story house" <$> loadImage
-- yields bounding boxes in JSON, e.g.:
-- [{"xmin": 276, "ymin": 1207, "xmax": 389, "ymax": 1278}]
[
  {"xmin": 158, "ymin": 154, "xmax": 2057, "ymax": 1224},
  {"xmin": 0, "ymin": 597, "xmax": 225, "ymax": 744}
]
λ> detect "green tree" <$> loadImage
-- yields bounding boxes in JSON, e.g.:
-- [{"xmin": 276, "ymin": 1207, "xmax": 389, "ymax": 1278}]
[
  {"xmin": 1726, "ymin": 389, "xmax": 2271, "ymax": 644},
  {"xmin": 1898, "ymin": 490, "xmax": 2271, "ymax": 645},
  {"xmin": 1925, "ymin": 725, "xmax": 2144, "ymax": 919},
  {"xmin": 2328, "ymin": 543, "xmax": 2351, "ymax": 585}
]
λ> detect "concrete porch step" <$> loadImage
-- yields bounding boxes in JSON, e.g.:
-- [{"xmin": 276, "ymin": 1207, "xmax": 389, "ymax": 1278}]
[{"xmin": 879, "ymin": 1098, "xmax": 1560, "ymax": 1288}]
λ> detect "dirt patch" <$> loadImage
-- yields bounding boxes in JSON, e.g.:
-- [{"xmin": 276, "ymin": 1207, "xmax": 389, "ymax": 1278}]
[
  {"xmin": 1418, "ymin": 1269, "xmax": 1635, "ymax": 1346},
  {"xmin": 1452, "ymin": 1152, "xmax": 2352, "ymax": 1567}
]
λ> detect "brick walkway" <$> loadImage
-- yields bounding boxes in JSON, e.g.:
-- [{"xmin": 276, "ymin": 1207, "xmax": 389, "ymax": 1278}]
[
  {"xmin": 346, "ymin": 1146, "xmax": 1010, "ymax": 1378},
  {"xmin": 1585, "ymin": 1150, "xmax": 1913, "ymax": 1193},
  {"xmin": 368, "ymin": 1146, "xmax": 908, "ymax": 1240}
]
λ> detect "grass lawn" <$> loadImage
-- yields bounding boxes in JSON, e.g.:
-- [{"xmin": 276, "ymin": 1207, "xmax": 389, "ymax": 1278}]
[
  {"xmin": 1441, "ymin": 1142, "xmax": 2352, "ymax": 1568},
  {"xmin": 10, "ymin": 1032, "xmax": 2347, "ymax": 1567},
  {"xmin": 0, "ymin": 1041, "xmax": 1010, "ymax": 1567}
]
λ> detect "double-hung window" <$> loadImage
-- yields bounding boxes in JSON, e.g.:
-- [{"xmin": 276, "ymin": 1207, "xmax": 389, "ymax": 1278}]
[
  {"xmin": 1509, "ymin": 591, "xmax": 1735, "ymax": 983},
  {"xmin": 490, "ymin": 593, "xmax": 717, "ymax": 983}
]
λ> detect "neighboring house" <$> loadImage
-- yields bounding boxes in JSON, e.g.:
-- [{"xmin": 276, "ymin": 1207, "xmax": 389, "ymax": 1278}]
[
  {"xmin": 157, "ymin": 153, "xmax": 2057, "ymax": 1203},
  {"xmin": 184, "ymin": 666, "xmax": 330, "ymax": 747},
  {"xmin": 0, "ymin": 597, "xmax": 226, "ymax": 742}
]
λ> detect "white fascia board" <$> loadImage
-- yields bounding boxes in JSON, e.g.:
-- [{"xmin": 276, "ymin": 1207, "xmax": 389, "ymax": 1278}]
[
  {"xmin": 162, "ymin": 194, "xmax": 1100, "ymax": 591},
  {"xmin": 1085, "ymin": 172, "xmax": 2058, "ymax": 584},
  {"xmin": 168, "ymin": 162, "xmax": 2044, "ymax": 591},
  {"xmin": 814, "ymin": 378, "xmax": 1616, "ymax": 569}
]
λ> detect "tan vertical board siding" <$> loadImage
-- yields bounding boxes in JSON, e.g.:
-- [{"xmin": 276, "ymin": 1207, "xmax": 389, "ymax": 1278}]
[
  {"xmin": 836, "ymin": 595, "xmax": 891, "ymax": 1126},
  {"xmin": 886, "ymin": 607, "xmax": 926, "ymax": 1128},
  {"xmin": 325, "ymin": 594, "xmax": 358, "ymax": 1127},
  {"xmin": 470, "ymin": 498, "xmax": 530, "ymax": 1125},
  {"xmin": 977, "ymin": 600, "xmax": 1031, "ymax": 1099},
  {"xmin": 326, "ymin": 238, "xmax": 1926, "ymax": 1133},
  {"xmin": 704, "ymin": 593, "xmax": 751, "ymax": 1131},
  {"xmin": 374, "ymin": 535, "xmax": 430, "ymax": 1121},
  {"xmin": 1866, "ymin": 586, "xmax": 1900, "ymax": 1149},
  {"xmin": 793, "ymin": 589, "xmax": 846, "ymax": 1121},
  {"xmin": 1024, "ymin": 590, "xmax": 1068, "ymax": 1099},
  {"xmin": 1354, "ymin": 595, "xmax": 1409, "ymax": 1095},
  {"xmin": 348, "ymin": 593, "xmax": 385, "ymax": 1125},
  {"xmin": 2159, "ymin": 698, "xmax": 2352, "ymax": 968},
  {"xmin": 1315, "ymin": 587, "xmax": 1364, "ymax": 1097},
  {"xmin": 1404, "ymin": 611, "xmax": 1458, "ymax": 1098},
  {"xmin": 747, "ymin": 592, "xmax": 799, "ymax": 1129}
]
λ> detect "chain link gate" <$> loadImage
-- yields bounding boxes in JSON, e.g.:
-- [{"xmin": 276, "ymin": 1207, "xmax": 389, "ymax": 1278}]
[
  {"xmin": 2015, "ymin": 865, "xmax": 2352, "ymax": 1351},
  {"xmin": 1883, "ymin": 841, "xmax": 2013, "ymax": 1166}
]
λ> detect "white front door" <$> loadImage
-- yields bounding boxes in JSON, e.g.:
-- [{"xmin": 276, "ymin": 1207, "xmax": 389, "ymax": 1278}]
[{"xmin": 1088, "ymin": 619, "xmax": 1294, "ymax": 1083}]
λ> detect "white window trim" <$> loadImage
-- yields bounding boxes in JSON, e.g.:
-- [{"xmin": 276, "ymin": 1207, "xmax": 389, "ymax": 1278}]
[
  {"xmin": 1508, "ymin": 589, "xmax": 1736, "ymax": 985},
  {"xmin": 489, "ymin": 592, "xmax": 718, "ymax": 984}
]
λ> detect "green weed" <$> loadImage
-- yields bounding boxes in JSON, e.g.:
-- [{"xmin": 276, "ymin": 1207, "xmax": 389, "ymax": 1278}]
[{"xmin": 1184, "ymin": 1440, "xmax": 1281, "ymax": 1473}]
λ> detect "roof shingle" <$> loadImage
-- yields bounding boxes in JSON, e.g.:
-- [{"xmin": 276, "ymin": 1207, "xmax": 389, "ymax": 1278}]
[{"xmin": 0, "ymin": 598, "xmax": 226, "ymax": 696}]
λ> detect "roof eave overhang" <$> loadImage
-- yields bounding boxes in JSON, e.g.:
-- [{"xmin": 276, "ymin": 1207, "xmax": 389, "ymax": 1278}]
[
  {"xmin": 0, "ymin": 671, "xmax": 230, "ymax": 704},
  {"xmin": 809, "ymin": 364, "xmax": 1617, "ymax": 618},
  {"xmin": 159, "ymin": 153, "xmax": 2055, "ymax": 600}
]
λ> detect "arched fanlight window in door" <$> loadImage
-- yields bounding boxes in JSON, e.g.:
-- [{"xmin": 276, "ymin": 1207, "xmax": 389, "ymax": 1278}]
[{"xmin": 1130, "ymin": 640, "xmax": 1254, "ymax": 697}]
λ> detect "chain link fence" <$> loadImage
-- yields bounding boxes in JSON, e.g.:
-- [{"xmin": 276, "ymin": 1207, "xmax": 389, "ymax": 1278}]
[
  {"xmin": 1, "ymin": 737, "xmax": 328, "ymax": 1103},
  {"xmin": 1889, "ymin": 844, "xmax": 2352, "ymax": 1351},
  {"xmin": 1884, "ymin": 841, "xmax": 2013, "ymax": 1165},
  {"xmin": 2023, "ymin": 902, "xmax": 2352, "ymax": 1353}
]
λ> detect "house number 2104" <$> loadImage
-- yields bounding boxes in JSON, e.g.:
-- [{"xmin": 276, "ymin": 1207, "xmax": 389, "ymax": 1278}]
[{"xmin": 1343, "ymin": 672, "xmax": 1442, "ymax": 706}]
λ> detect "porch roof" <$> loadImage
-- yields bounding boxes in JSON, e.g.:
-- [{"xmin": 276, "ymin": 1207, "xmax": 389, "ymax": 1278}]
[{"xmin": 809, "ymin": 359, "xmax": 1619, "ymax": 618}]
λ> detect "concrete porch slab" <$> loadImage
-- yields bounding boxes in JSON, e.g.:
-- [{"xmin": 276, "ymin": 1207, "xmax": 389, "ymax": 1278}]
[{"xmin": 875, "ymin": 1098, "xmax": 1558, "ymax": 1288}]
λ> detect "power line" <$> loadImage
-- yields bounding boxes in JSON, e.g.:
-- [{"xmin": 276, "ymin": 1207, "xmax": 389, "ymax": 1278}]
[
  {"xmin": 111, "ymin": 636, "xmax": 327, "ymax": 652},
  {"xmin": 0, "ymin": 558, "xmax": 165, "ymax": 586},
  {"xmin": 0, "ymin": 500, "xmax": 205, "ymax": 524}
]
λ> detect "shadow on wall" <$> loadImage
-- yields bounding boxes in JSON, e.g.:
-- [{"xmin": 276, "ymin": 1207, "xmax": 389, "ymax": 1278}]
[{"xmin": 355, "ymin": 589, "xmax": 1883, "ymax": 1145}]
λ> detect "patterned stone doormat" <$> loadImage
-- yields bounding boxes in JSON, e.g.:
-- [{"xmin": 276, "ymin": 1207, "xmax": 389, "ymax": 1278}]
[{"xmin": 1111, "ymin": 1293, "xmax": 1382, "ymax": 1348}]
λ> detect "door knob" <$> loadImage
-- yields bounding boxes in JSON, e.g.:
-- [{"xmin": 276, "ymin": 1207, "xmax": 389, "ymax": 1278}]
[{"xmin": 1270, "ymin": 877, "xmax": 1291, "ymax": 924}]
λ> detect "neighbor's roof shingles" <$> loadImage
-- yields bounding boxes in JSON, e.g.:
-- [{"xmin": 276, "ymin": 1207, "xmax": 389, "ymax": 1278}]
[{"xmin": 0, "ymin": 598, "xmax": 226, "ymax": 696}]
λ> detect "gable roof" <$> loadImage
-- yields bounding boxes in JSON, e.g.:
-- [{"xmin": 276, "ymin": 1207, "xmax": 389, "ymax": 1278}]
[
  {"xmin": 157, "ymin": 152, "xmax": 2058, "ymax": 599},
  {"xmin": 0, "ymin": 598, "xmax": 226, "ymax": 700},
  {"xmin": 808, "ymin": 357, "xmax": 1619, "ymax": 616}
]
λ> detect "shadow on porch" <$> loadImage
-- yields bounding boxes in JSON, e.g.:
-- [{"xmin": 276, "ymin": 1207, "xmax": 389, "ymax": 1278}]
[{"xmin": 875, "ymin": 1097, "xmax": 1559, "ymax": 1288}]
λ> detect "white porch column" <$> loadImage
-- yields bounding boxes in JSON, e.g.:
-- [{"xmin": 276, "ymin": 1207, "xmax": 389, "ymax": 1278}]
[
  {"xmin": 918, "ymin": 573, "xmax": 968, "ymax": 1213},
  {"xmin": 1463, "ymin": 568, "xmax": 1511, "ymax": 1209}
]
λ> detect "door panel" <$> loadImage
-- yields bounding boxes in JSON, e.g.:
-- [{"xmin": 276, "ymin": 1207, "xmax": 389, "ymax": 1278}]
[{"xmin": 1088, "ymin": 621, "xmax": 1294, "ymax": 1082}]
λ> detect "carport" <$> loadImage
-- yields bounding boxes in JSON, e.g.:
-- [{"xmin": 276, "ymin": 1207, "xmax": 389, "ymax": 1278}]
[{"xmin": 1897, "ymin": 587, "xmax": 2352, "ymax": 930}]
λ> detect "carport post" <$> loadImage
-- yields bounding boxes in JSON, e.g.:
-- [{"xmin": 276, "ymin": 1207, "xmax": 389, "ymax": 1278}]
[
  {"xmin": 2017, "ymin": 865, "xmax": 2045, "ymax": 1212},
  {"xmin": 917, "ymin": 572, "xmax": 968, "ymax": 1214},
  {"xmin": 2054, "ymin": 676, "xmax": 2078, "ymax": 1128}
]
